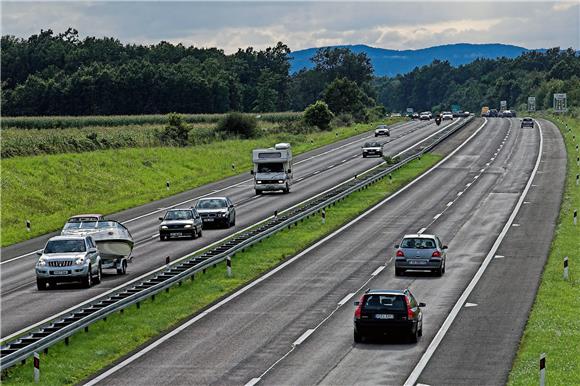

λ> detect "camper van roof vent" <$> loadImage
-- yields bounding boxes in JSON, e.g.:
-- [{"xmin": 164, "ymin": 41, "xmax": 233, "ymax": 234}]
[{"xmin": 275, "ymin": 143, "xmax": 290, "ymax": 150}]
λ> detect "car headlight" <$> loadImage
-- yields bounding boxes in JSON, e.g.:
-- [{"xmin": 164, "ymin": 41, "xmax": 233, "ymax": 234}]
[
  {"xmin": 184, "ymin": 224, "xmax": 192, "ymax": 228},
  {"xmin": 37, "ymin": 258, "xmax": 47, "ymax": 267},
  {"xmin": 278, "ymin": 180, "xmax": 284, "ymax": 184},
  {"xmin": 75, "ymin": 257, "xmax": 85, "ymax": 265},
  {"xmin": 161, "ymin": 225, "xmax": 168, "ymax": 229},
  {"xmin": 257, "ymin": 181, "xmax": 262, "ymax": 184}
]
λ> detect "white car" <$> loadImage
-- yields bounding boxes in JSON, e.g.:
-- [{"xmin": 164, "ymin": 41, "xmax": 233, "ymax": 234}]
[
  {"xmin": 441, "ymin": 112, "xmax": 454, "ymax": 120},
  {"xmin": 374, "ymin": 125, "xmax": 390, "ymax": 137},
  {"xmin": 362, "ymin": 141, "xmax": 384, "ymax": 158},
  {"xmin": 419, "ymin": 112, "xmax": 431, "ymax": 120}
]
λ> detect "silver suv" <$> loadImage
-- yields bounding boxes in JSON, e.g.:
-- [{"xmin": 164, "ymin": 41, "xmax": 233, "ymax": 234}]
[
  {"xmin": 394, "ymin": 234, "xmax": 447, "ymax": 276},
  {"xmin": 35, "ymin": 235, "xmax": 101, "ymax": 290},
  {"xmin": 374, "ymin": 125, "xmax": 390, "ymax": 137}
]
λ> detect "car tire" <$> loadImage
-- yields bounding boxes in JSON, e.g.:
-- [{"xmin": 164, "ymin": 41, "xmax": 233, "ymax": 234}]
[
  {"xmin": 255, "ymin": 190, "xmax": 262, "ymax": 195},
  {"xmin": 198, "ymin": 227, "xmax": 203, "ymax": 237},
  {"xmin": 409, "ymin": 326, "xmax": 419, "ymax": 343},
  {"xmin": 117, "ymin": 260, "xmax": 127, "ymax": 275},
  {"xmin": 83, "ymin": 266, "xmax": 93, "ymax": 288},
  {"xmin": 94, "ymin": 263, "xmax": 102, "ymax": 284},
  {"xmin": 283, "ymin": 184, "xmax": 290, "ymax": 194},
  {"xmin": 418, "ymin": 325, "xmax": 423, "ymax": 337},
  {"xmin": 37, "ymin": 278, "xmax": 47, "ymax": 291},
  {"xmin": 435, "ymin": 266, "xmax": 443, "ymax": 277},
  {"xmin": 395, "ymin": 267, "xmax": 404, "ymax": 276},
  {"xmin": 160, "ymin": 234, "xmax": 167, "ymax": 241},
  {"xmin": 362, "ymin": 154, "xmax": 367, "ymax": 158},
  {"xmin": 441, "ymin": 259, "xmax": 446, "ymax": 274},
  {"xmin": 374, "ymin": 134, "xmax": 378, "ymax": 137},
  {"xmin": 231, "ymin": 217, "xmax": 236, "ymax": 226},
  {"xmin": 354, "ymin": 330, "xmax": 363, "ymax": 343}
]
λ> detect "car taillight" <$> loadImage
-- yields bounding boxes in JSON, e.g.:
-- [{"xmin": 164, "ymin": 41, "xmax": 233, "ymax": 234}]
[
  {"xmin": 396, "ymin": 250, "xmax": 405, "ymax": 257},
  {"xmin": 405, "ymin": 296, "xmax": 414, "ymax": 320},
  {"xmin": 432, "ymin": 250, "xmax": 441, "ymax": 257},
  {"xmin": 354, "ymin": 296, "xmax": 364, "ymax": 319}
]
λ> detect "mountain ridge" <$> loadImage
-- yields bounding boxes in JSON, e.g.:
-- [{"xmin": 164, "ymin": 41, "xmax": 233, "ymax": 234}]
[{"xmin": 290, "ymin": 43, "xmax": 544, "ymax": 77}]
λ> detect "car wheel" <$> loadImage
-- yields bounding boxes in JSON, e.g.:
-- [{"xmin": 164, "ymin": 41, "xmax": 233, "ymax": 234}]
[
  {"xmin": 435, "ymin": 266, "xmax": 443, "ymax": 277},
  {"xmin": 160, "ymin": 234, "xmax": 167, "ymax": 241},
  {"xmin": 117, "ymin": 260, "xmax": 127, "ymax": 275},
  {"xmin": 441, "ymin": 259, "xmax": 446, "ymax": 274},
  {"xmin": 374, "ymin": 134, "xmax": 378, "ymax": 137},
  {"xmin": 255, "ymin": 189, "xmax": 262, "ymax": 195},
  {"xmin": 409, "ymin": 326, "xmax": 419, "ymax": 343},
  {"xmin": 198, "ymin": 227, "xmax": 203, "ymax": 237},
  {"xmin": 37, "ymin": 278, "xmax": 47, "ymax": 291},
  {"xmin": 395, "ymin": 267, "xmax": 404, "ymax": 276},
  {"xmin": 362, "ymin": 154, "xmax": 367, "ymax": 158},
  {"xmin": 231, "ymin": 216, "xmax": 236, "ymax": 226},
  {"xmin": 354, "ymin": 330, "xmax": 363, "ymax": 343},
  {"xmin": 83, "ymin": 266, "xmax": 93, "ymax": 288},
  {"xmin": 94, "ymin": 263, "xmax": 102, "ymax": 284}
]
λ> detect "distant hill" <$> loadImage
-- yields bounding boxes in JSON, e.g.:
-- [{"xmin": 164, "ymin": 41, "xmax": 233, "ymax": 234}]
[{"xmin": 290, "ymin": 43, "xmax": 542, "ymax": 77}]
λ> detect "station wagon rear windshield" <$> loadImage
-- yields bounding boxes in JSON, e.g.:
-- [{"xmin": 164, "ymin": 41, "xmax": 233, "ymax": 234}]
[
  {"xmin": 63, "ymin": 221, "xmax": 98, "ymax": 230},
  {"xmin": 363, "ymin": 294, "xmax": 406, "ymax": 311},
  {"xmin": 401, "ymin": 238, "xmax": 436, "ymax": 249},
  {"xmin": 164, "ymin": 210, "xmax": 193, "ymax": 220},
  {"xmin": 44, "ymin": 239, "xmax": 86, "ymax": 253}
]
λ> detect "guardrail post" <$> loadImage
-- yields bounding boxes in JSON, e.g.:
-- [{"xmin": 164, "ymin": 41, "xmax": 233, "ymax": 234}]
[
  {"xmin": 165, "ymin": 256, "xmax": 170, "ymax": 265},
  {"xmin": 563, "ymin": 256, "xmax": 569, "ymax": 280},
  {"xmin": 321, "ymin": 209, "xmax": 326, "ymax": 225},
  {"xmin": 540, "ymin": 353, "xmax": 546, "ymax": 386},
  {"xmin": 389, "ymin": 174, "xmax": 392, "ymax": 184},
  {"xmin": 226, "ymin": 256, "xmax": 232, "ymax": 277},
  {"xmin": 33, "ymin": 352, "xmax": 39, "ymax": 383},
  {"xmin": 64, "ymin": 337, "xmax": 69, "ymax": 346},
  {"xmin": 84, "ymin": 326, "xmax": 89, "ymax": 333}
]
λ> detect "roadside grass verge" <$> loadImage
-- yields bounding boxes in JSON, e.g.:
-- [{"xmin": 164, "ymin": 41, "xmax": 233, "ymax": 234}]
[
  {"xmin": 0, "ymin": 153, "xmax": 440, "ymax": 385},
  {"xmin": 508, "ymin": 114, "xmax": 580, "ymax": 385},
  {"xmin": 1, "ymin": 119, "xmax": 402, "ymax": 246}
]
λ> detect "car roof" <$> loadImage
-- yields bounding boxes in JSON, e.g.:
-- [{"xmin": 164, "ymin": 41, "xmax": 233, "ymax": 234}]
[
  {"xmin": 402, "ymin": 233, "xmax": 437, "ymax": 239},
  {"xmin": 167, "ymin": 207, "xmax": 193, "ymax": 211},
  {"xmin": 68, "ymin": 214, "xmax": 103, "ymax": 219},
  {"xmin": 49, "ymin": 235, "xmax": 87, "ymax": 241},
  {"xmin": 198, "ymin": 196, "xmax": 228, "ymax": 201},
  {"xmin": 365, "ymin": 289, "xmax": 407, "ymax": 296}
]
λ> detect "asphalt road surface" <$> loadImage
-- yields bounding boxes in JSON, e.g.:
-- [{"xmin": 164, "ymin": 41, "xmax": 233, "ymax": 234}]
[
  {"xmin": 86, "ymin": 117, "xmax": 564, "ymax": 385},
  {"xmin": 1, "ymin": 118, "xmax": 461, "ymax": 337}
]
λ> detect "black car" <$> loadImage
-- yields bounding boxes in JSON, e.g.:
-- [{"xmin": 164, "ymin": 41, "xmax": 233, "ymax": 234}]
[
  {"xmin": 354, "ymin": 289, "xmax": 425, "ymax": 343},
  {"xmin": 521, "ymin": 117, "xmax": 534, "ymax": 128},
  {"xmin": 159, "ymin": 208, "xmax": 203, "ymax": 241},
  {"xmin": 195, "ymin": 196, "xmax": 236, "ymax": 228},
  {"xmin": 488, "ymin": 109, "xmax": 498, "ymax": 117}
]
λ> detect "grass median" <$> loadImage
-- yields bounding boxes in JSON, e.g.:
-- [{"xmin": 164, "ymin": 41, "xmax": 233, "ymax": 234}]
[
  {"xmin": 508, "ymin": 113, "xmax": 580, "ymax": 385},
  {"xmin": 1, "ymin": 118, "xmax": 402, "ymax": 246},
  {"xmin": 1, "ymin": 153, "xmax": 440, "ymax": 385}
]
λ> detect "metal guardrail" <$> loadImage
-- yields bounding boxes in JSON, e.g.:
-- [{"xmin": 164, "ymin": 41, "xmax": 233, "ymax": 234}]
[{"xmin": 0, "ymin": 116, "xmax": 473, "ymax": 370}]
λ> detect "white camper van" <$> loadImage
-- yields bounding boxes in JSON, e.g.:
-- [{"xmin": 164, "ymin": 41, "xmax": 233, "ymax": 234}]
[{"xmin": 251, "ymin": 143, "xmax": 293, "ymax": 194}]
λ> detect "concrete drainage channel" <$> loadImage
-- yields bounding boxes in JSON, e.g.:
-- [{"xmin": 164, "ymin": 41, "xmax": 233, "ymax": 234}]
[{"xmin": 0, "ymin": 117, "xmax": 473, "ymax": 370}]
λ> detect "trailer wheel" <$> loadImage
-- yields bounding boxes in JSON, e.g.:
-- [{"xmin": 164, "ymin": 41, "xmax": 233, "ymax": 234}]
[{"xmin": 117, "ymin": 260, "xmax": 127, "ymax": 275}]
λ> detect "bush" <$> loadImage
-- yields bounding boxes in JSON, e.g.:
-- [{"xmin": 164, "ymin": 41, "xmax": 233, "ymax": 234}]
[
  {"xmin": 366, "ymin": 106, "xmax": 387, "ymax": 122},
  {"xmin": 304, "ymin": 100, "xmax": 334, "ymax": 130},
  {"xmin": 216, "ymin": 112, "xmax": 258, "ymax": 139},
  {"xmin": 158, "ymin": 113, "xmax": 190, "ymax": 146},
  {"xmin": 331, "ymin": 113, "xmax": 354, "ymax": 128}
]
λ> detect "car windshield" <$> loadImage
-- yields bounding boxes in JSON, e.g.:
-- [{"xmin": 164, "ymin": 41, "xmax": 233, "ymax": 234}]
[
  {"xmin": 257, "ymin": 163, "xmax": 284, "ymax": 173},
  {"xmin": 97, "ymin": 221, "xmax": 118, "ymax": 229},
  {"xmin": 44, "ymin": 239, "xmax": 86, "ymax": 253},
  {"xmin": 63, "ymin": 221, "xmax": 98, "ymax": 230},
  {"xmin": 164, "ymin": 210, "xmax": 193, "ymax": 220},
  {"xmin": 363, "ymin": 294, "xmax": 406, "ymax": 311},
  {"xmin": 196, "ymin": 199, "xmax": 227, "ymax": 210},
  {"xmin": 364, "ymin": 142, "xmax": 381, "ymax": 147},
  {"xmin": 376, "ymin": 125, "xmax": 386, "ymax": 129},
  {"xmin": 401, "ymin": 238, "xmax": 436, "ymax": 249}
]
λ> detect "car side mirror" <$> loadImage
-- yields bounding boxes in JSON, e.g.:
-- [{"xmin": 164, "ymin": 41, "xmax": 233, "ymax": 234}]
[
  {"xmin": 36, "ymin": 251, "xmax": 43, "ymax": 256},
  {"xmin": 89, "ymin": 248, "xmax": 97, "ymax": 253},
  {"xmin": 287, "ymin": 169, "xmax": 292, "ymax": 174},
  {"xmin": 159, "ymin": 217, "xmax": 163, "ymax": 221},
  {"xmin": 419, "ymin": 302, "xmax": 426, "ymax": 307},
  {"xmin": 442, "ymin": 245, "xmax": 448, "ymax": 249},
  {"xmin": 354, "ymin": 301, "xmax": 360, "ymax": 306},
  {"xmin": 394, "ymin": 245, "xmax": 399, "ymax": 248},
  {"xmin": 229, "ymin": 205, "xmax": 235, "ymax": 209},
  {"xmin": 250, "ymin": 170, "xmax": 254, "ymax": 175}
]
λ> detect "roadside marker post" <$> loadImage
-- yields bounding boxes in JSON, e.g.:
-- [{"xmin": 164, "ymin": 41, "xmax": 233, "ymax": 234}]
[
  {"xmin": 540, "ymin": 353, "xmax": 546, "ymax": 386},
  {"xmin": 226, "ymin": 256, "xmax": 232, "ymax": 277},
  {"xmin": 26, "ymin": 220, "xmax": 31, "ymax": 232},
  {"xmin": 564, "ymin": 256, "xmax": 569, "ymax": 280},
  {"xmin": 274, "ymin": 210, "xmax": 278, "ymax": 221},
  {"xmin": 574, "ymin": 210, "xmax": 577, "ymax": 226},
  {"xmin": 166, "ymin": 180, "xmax": 170, "ymax": 190},
  {"xmin": 231, "ymin": 163, "xmax": 235, "ymax": 170},
  {"xmin": 389, "ymin": 173, "xmax": 392, "ymax": 184},
  {"xmin": 33, "ymin": 352, "xmax": 39, "ymax": 382},
  {"xmin": 321, "ymin": 208, "xmax": 326, "ymax": 225},
  {"xmin": 576, "ymin": 174, "xmax": 579, "ymax": 186},
  {"xmin": 165, "ymin": 256, "xmax": 170, "ymax": 265}
]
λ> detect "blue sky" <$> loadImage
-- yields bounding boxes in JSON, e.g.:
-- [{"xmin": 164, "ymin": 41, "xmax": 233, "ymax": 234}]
[{"xmin": 2, "ymin": 1, "xmax": 579, "ymax": 52}]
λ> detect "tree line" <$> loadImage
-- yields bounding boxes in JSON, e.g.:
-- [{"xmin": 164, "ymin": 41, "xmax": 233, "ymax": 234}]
[{"xmin": 2, "ymin": 28, "xmax": 578, "ymax": 117}]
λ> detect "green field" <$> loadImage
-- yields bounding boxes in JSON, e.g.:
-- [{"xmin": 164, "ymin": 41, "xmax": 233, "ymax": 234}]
[
  {"xmin": 1, "ymin": 119, "xmax": 402, "ymax": 246},
  {"xmin": 0, "ymin": 153, "xmax": 440, "ymax": 385},
  {"xmin": 508, "ymin": 113, "xmax": 580, "ymax": 385}
]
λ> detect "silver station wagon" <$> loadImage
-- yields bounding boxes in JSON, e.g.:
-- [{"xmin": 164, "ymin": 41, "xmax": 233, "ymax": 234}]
[{"xmin": 394, "ymin": 233, "xmax": 447, "ymax": 276}]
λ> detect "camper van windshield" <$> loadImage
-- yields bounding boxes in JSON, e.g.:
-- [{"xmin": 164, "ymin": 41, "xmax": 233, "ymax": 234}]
[
  {"xmin": 258, "ymin": 152, "xmax": 281, "ymax": 159},
  {"xmin": 257, "ymin": 163, "xmax": 284, "ymax": 173}
]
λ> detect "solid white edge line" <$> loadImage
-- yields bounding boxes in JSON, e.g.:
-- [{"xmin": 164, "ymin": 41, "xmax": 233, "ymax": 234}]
[
  {"xmin": 83, "ymin": 118, "xmax": 488, "ymax": 384},
  {"xmin": 1, "ymin": 122, "xmax": 418, "ymax": 265},
  {"xmin": 338, "ymin": 292, "xmax": 356, "ymax": 307},
  {"xmin": 417, "ymin": 227, "xmax": 427, "ymax": 235},
  {"xmin": 245, "ymin": 378, "xmax": 262, "ymax": 386},
  {"xmin": 371, "ymin": 265, "xmax": 386, "ymax": 276},
  {"xmin": 292, "ymin": 329, "xmax": 315, "ymax": 346},
  {"xmin": 403, "ymin": 119, "xmax": 543, "ymax": 386},
  {"xmin": 433, "ymin": 214, "xmax": 441, "ymax": 220}
]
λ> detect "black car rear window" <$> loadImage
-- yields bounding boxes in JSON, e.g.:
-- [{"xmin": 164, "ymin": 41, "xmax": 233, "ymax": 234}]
[
  {"xmin": 401, "ymin": 238, "xmax": 436, "ymax": 248},
  {"xmin": 363, "ymin": 294, "xmax": 406, "ymax": 311}
]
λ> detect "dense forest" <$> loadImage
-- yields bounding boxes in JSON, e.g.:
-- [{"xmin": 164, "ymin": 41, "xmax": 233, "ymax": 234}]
[{"xmin": 1, "ymin": 28, "xmax": 579, "ymax": 116}]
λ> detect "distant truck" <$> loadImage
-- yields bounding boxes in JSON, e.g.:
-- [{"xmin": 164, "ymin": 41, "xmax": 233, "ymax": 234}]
[
  {"xmin": 251, "ymin": 143, "xmax": 293, "ymax": 195},
  {"xmin": 481, "ymin": 106, "xmax": 489, "ymax": 117}
]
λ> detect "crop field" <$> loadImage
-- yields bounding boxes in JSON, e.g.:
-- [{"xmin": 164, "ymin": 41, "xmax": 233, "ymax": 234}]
[
  {"xmin": 1, "ymin": 118, "xmax": 402, "ymax": 246},
  {"xmin": 1, "ymin": 112, "xmax": 303, "ymax": 130}
]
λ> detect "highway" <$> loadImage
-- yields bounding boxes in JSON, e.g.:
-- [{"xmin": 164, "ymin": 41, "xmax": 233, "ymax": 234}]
[
  {"xmin": 1, "ymin": 118, "xmax": 461, "ymax": 338},
  {"xmin": 84, "ymin": 118, "xmax": 565, "ymax": 386}
]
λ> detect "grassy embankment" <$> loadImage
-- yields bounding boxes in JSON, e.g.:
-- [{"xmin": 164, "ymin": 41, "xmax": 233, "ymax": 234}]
[
  {"xmin": 508, "ymin": 113, "xmax": 580, "ymax": 385},
  {"xmin": 1, "ymin": 118, "xmax": 401, "ymax": 246},
  {"xmin": 1, "ymin": 153, "xmax": 441, "ymax": 385}
]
